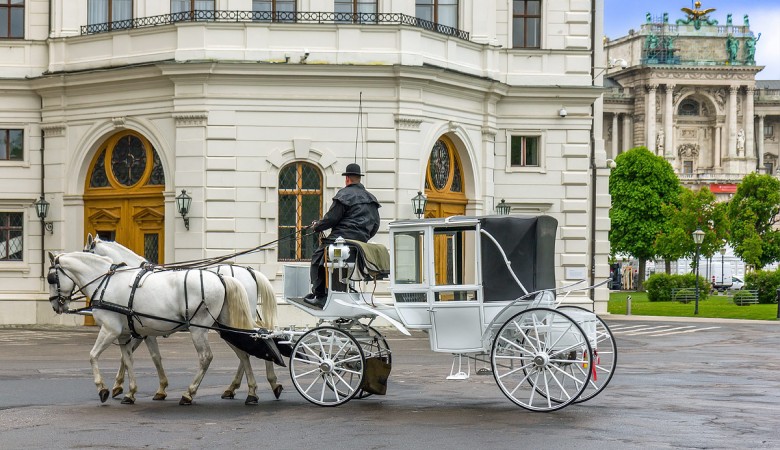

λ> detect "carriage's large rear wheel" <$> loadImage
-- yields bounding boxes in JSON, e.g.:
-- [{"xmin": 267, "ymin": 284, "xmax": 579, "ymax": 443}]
[
  {"xmin": 289, "ymin": 326, "xmax": 365, "ymax": 406},
  {"xmin": 491, "ymin": 307, "xmax": 592, "ymax": 412},
  {"xmin": 556, "ymin": 306, "xmax": 617, "ymax": 403}
]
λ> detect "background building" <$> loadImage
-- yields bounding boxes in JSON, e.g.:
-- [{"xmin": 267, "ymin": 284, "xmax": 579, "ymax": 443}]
[
  {"xmin": 0, "ymin": 0, "xmax": 610, "ymax": 326},
  {"xmin": 603, "ymin": 3, "xmax": 780, "ymax": 199}
]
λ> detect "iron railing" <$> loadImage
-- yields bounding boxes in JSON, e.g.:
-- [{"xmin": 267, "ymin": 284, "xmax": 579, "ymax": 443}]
[{"xmin": 80, "ymin": 10, "xmax": 470, "ymax": 40}]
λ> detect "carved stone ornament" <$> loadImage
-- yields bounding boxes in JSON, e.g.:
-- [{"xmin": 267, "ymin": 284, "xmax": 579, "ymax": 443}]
[
  {"xmin": 764, "ymin": 152, "xmax": 777, "ymax": 163},
  {"xmin": 111, "ymin": 117, "xmax": 126, "ymax": 128},
  {"xmin": 41, "ymin": 124, "xmax": 66, "ymax": 137},
  {"xmin": 395, "ymin": 115, "xmax": 422, "ymax": 130},
  {"xmin": 678, "ymin": 143, "xmax": 700, "ymax": 158},
  {"xmin": 681, "ymin": 128, "xmax": 697, "ymax": 138},
  {"xmin": 173, "ymin": 113, "xmax": 208, "ymax": 127}
]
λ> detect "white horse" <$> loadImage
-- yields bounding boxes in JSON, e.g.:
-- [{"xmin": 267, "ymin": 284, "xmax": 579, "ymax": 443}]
[
  {"xmin": 83, "ymin": 234, "xmax": 283, "ymax": 401},
  {"xmin": 47, "ymin": 251, "xmax": 261, "ymax": 405}
]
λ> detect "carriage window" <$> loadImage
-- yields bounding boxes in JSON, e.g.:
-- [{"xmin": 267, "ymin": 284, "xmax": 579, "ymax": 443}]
[
  {"xmin": 278, "ymin": 162, "xmax": 322, "ymax": 262},
  {"xmin": 0, "ymin": 0, "xmax": 24, "ymax": 39},
  {"xmin": 433, "ymin": 227, "xmax": 477, "ymax": 287},
  {"xmin": 1, "ymin": 129, "xmax": 23, "ymax": 161},
  {"xmin": 393, "ymin": 231, "xmax": 425, "ymax": 284},
  {"xmin": 0, "ymin": 212, "xmax": 23, "ymax": 261}
]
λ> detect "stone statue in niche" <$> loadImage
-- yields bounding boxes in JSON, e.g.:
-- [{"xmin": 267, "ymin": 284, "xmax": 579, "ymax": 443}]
[
  {"xmin": 737, "ymin": 129, "xmax": 746, "ymax": 154},
  {"xmin": 656, "ymin": 131, "xmax": 665, "ymax": 153}
]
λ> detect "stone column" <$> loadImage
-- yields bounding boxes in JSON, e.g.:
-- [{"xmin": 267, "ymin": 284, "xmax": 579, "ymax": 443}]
[
  {"xmin": 745, "ymin": 86, "xmax": 755, "ymax": 159},
  {"xmin": 728, "ymin": 85, "xmax": 739, "ymax": 158},
  {"xmin": 647, "ymin": 84, "xmax": 658, "ymax": 153},
  {"xmin": 611, "ymin": 113, "xmax": 619, "ymax": 158},
  {"xmin": 758, "ymin": 115, "xmax": 765, "ymax": 170},
  {"xmin": 664, "ymin": 84, "xmax": 675, "ymax": 158},
  {"xmin": 715, "ymin": 126, "xmax": 722, "ymax": 168},
  {"xmin": 622, "ymin": 114, "xmax": 632, "ymax": 152}
]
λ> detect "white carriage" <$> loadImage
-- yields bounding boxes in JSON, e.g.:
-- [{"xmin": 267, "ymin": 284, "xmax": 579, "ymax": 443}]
[{"xmin": 283, "ymin": 215, "xmax": 617, "ymax": 411}]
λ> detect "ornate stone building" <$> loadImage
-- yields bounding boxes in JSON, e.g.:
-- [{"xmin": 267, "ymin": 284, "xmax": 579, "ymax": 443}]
[
  {"xmin": 603, "ymin": 3, "xmax": 780, "ymax": 198},
  {"xmin": 0, "ymin": 1, "xmax": 610, "ymax": 325}
]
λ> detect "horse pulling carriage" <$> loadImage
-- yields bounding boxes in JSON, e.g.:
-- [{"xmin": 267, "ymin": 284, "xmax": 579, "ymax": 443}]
[{"xmin": 47, "ymin": 215, "xmax": 615, "ymax": 412}]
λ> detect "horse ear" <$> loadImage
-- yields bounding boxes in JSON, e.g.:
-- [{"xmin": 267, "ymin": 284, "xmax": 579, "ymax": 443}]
[
  {"xmin": 87, "ymin": 233, "xmax": 94, "ymax": 247},
  {"xmin": 48, "ymin": 251, "xmax": 56, "ymax": 264}
]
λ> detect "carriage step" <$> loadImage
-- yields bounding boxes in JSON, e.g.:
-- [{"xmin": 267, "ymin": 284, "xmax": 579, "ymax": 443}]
[{"xmin": 446, "ymin": 353, "xmax": 470, "ymax": 380}]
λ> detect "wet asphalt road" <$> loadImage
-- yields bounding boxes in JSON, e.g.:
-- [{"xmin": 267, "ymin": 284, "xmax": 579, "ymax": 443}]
[{"xmin": 0, "ymin": 316, "xmax": 778, "ymax": 450}]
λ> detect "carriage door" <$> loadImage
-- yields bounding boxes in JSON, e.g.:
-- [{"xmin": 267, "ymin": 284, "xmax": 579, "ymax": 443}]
[{"xmin": 83, "ymin": 131, "xmax": 166, "ymax": 323}]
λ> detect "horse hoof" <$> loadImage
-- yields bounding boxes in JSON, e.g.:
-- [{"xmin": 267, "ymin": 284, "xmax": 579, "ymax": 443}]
[
  {"xmin": 245, "ymin": 395, "xmax": 259, "ymax": 405},
  {"xmin": 152, "ymin": 393, "xmax": 167, "ymax": 401},
  {"xmin": 121, "ymin": 396, "xmax": 135, "ymax": 405},
  {"xmin": 179, "ymin": 396, "xmax": 192, "ymax": 406},
  {"xmin": 111, "ymin": 387, "xmax": 123, "ymax": 398},
  {"xmin": 273, "ymin": 385, "xmax": 284, "ymax": 399},
  {"xmin": 99, "ymin": 389, "xmax": 110, "ymax": 403},
  {"xmin": 221, "ymin": 391, "xmax": 235, "ymax": 400}
]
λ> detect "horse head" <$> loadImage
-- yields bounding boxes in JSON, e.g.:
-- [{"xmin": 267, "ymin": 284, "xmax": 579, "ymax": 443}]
[
  {"xmin": 47, "ymin": 251, "xmax": 77, "ymax": 314},
  {"xmin": 47, "ymin": 251, "xmax": 114, "ymax": 314}
]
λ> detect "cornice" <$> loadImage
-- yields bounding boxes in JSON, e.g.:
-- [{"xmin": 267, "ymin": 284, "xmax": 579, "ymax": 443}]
[{"xmin": 173, "ymin": 112, "xmax": 208, "ymax": 127}]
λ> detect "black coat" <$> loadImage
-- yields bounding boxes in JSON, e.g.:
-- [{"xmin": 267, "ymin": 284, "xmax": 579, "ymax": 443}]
[{"xmin": 314, "ymin": 183, "xmax": 380, "ymax": 243}]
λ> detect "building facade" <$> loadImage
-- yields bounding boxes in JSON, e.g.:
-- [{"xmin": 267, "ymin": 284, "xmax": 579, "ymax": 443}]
[
  {"xmin": 603, "ymin": 3, "xmax": 780, "ymax": 198},
  {"xmin": 0, "ymin": 0, "xmax": 610, "ymax": 326}
]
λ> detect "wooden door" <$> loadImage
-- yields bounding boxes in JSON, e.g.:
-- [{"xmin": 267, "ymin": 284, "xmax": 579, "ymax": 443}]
[
  {"xmin": 83, "ymin": 131, "xmax": 166, "ymax": 323},
  {"xmin": 424, "ymin": 136, "xmax": 467, "ymax": 286}
]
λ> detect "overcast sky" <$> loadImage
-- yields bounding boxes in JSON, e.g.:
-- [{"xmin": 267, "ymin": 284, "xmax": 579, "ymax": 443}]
[{"xmin": 604, "ymin": 0, "xmax": 780, "ymax": 80}]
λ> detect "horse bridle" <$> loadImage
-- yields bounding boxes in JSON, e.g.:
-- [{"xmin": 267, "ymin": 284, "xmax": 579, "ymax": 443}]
[{"xmin": 47, "ymin": 257, "xmax": 83, "ymax": 308}]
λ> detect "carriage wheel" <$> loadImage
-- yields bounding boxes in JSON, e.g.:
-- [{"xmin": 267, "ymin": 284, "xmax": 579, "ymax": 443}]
[
  {"xmin": 354, "ymin": 326, "xmax": 392, "ymax": 399},
  {"xmin": 289, "ymin": 326, "xmax": 365, "ymax": 406},
  {"xmin": 556, "ymin": 306, "xmax": 617, "ymax": 403},
  {"xmin": 491, "ymin": 307, "xmax": 592, "ymax": 412}
]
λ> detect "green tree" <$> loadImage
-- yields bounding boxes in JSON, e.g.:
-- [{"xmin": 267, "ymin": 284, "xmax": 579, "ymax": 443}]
[
  {"xmin": 727, "ymin": 173, "xmax": 780, "ymax": 268},
  {"xmin": 609, "ymin": 147, "xmax": 682, "ymax": 290},
  {"xmin": 655, "ymin": 186, "xmax": 729, "ymax": 273}
]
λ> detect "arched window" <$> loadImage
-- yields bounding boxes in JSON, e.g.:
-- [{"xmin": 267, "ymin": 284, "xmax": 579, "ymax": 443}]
[
  {"xmin": 278, "ymin": 162, "xmax": 322, "ymax": 261},
  {"xmin": 678, "ymin": 98, "xmax": 700, "ymax": 116}
]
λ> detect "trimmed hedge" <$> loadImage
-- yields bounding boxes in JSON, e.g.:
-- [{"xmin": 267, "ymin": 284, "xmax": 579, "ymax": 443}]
[
  {"xmin": 744, "ymin": 270, "xmax": 780, "ymax": 304},
  {"xmin": 645, "ymin": 272, "xmax": 710, "ymax": 302}
]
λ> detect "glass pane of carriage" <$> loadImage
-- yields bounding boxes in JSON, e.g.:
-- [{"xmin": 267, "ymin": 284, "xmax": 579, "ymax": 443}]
[{"xmin": 392, "ymin": 225, "xmax": 479, "ymax": 301}]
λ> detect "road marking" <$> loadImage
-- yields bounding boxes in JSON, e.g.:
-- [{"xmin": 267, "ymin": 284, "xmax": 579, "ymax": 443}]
[
  {"xmin": 607, "ymin": 323, "xmax": 720, "ymax": 337},
  {"xmin": 653, "ymin": 326, "xmax": 720, "ymax": 336}
]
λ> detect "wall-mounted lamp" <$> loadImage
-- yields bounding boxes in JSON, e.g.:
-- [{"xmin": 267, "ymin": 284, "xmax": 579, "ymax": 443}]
[
  {"xmin": 175, "ymin": 189, "xmax": 192, "ymax": 230},
  {"xmin": 558, "ymin": 107, "xmax": 568, "ymax": 118},
  {"xmin": 495, "ymin": 199, "xmax": 511, "ymax": 215},
  {"xmin": 34, "ymin": 195, "xmax": 53, "ymax": 234},
  {"xmin": 300, "ymin": 49, "xmax": 310, "ymax": 63},
  {"xmin": 411, "ymin": 191, "xmax": 427, "ymax": 219}
]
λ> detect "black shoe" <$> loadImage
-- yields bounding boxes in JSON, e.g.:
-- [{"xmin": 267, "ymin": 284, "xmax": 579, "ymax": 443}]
[{"xmin": 303, "ymin": 294, "xmax": 327, "ymax": 308}]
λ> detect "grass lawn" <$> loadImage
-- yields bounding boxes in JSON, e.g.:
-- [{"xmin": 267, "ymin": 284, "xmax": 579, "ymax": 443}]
[{"xmin": 608, "ymin": 291, "xmax": 779, "ymax": 320}]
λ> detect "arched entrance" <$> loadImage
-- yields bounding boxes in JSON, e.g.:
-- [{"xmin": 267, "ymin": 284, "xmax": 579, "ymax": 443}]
[
  {"xmin": 84, "ymin": 131, "xmax": 166, "ymax": 263},
  {"xmin": 424, "ymin": 135, "xmax": 467, "ymax": 286}
]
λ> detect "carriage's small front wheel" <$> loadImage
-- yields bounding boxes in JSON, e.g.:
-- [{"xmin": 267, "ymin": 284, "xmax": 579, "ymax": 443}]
[
  {"xmin": 289, "ymin": 326, "xmax": 365, "ymax": 406},
  {"xmin": 491, "ymin": 307, "xmax": 592, "ymax": 412}
]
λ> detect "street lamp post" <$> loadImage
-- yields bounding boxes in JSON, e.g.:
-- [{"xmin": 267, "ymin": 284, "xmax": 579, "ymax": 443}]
[
  {"xmin": 719, "ymin": 245, "xmax": 727, "ymax": 288},
  {"xmin": 693, "ymin": 228, "xmax": 705, "ymax": 315}
]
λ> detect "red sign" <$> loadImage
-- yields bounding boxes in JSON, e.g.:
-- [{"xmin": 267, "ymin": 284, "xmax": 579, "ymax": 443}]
[{"xmin": 709, "ymin": 184, "xmax": 738, "ymax": 194}]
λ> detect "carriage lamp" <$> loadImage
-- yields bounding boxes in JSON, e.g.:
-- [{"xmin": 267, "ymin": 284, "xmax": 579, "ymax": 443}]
[
  {"xmin": 175, "ymin": 189, "xmax": 192, "ymax": 230},
  {"xmin": 34, "ymin": 195, "xmax": 54, "ymax": 234},
  {"xmin": 692, "ymin": 228, "xmax": 705, "ymax": 315},
  {"xmin": 496, "ymin": 199, "xmax": 511, "ymax": 215},
  {"xmin": 411, "ymin": 191, "xmax": 427, "ymax": 219}
]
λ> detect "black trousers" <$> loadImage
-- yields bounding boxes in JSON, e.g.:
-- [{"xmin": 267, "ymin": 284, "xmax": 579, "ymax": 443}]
[{"xmin": 309, "ymin": 239, "xmax": 349, "ymax": 297}]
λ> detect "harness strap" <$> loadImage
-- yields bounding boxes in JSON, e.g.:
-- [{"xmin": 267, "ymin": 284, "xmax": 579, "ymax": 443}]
[{"xmin": 125, "ymin": 268, "xmax": 150, "ymax": 339}]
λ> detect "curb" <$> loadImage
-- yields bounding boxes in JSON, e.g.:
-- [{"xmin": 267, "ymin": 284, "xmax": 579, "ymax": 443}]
[{"xmin": 601, "ymin": 314, "xmax": 780, "ymax": 324}]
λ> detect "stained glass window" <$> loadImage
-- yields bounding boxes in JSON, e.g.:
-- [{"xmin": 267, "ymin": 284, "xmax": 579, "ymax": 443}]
[
  {"xmin": 278, "ymin": 162, "xmax": 322, "ymax": 261},
  {"xmin": 111, "ymin": 135, "xmax": 147, "ymax": 187},
  {"xmin": 90, "ymin": 150, "xmax": 110, "ymax": 188},
  {"xmin": 429, "ymin": 140, "xmax": 450, "ymax": 190},
  {"xmin": 147, "ymin": 151, "xmax": 165, "ymax": 186}
]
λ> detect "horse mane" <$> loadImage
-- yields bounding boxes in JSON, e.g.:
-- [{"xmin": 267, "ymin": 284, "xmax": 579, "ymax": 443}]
[{"xmin": 93, "ymin": 237, "xmax": 146, "ymax": 266}]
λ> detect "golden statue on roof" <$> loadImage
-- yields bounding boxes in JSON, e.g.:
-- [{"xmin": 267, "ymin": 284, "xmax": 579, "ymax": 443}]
[
  {"xmin": 681, "ymin": 2, "xmax": 716, "ymax": 21},
  {"xmin": 676, "ymin": 1, "xmax": 717, "ymax": 30}
]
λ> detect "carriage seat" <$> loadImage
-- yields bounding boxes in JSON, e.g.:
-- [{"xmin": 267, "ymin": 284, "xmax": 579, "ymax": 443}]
[{"xmin": 343, "ymin": 239, "xmax": 390, "ymax": 282}]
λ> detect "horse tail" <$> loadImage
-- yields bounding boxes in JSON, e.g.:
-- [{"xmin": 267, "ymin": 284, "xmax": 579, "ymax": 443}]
[
  {"xmin": 253, "ymin": 269, "xmax": 277, "ymax": 329},
  {"xmin": 222, "ymin": 276, "xmax": 255, "ymax": 330}
]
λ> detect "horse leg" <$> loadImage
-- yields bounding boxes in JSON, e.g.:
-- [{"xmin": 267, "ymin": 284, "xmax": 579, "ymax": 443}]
[
  {"xmin": 266, "ymin": 361, "xmax": 283, "ymax": 399},
  {"xmin": 226, "ymin": 343, "xmax": 257, "ymax": 405},
  {"xmin": 90, "ymin": 326, "xmax": 121, "ymax": 403},
  {"xmin": 118, "ymin": 342, "xmax": 138, "ymax": 404},
  {"xmin": 221, "ymin": 362, "xmax": 244, "ymax": 400},
  {"xmin": 144, "ymin": 336, "xmax": 168, "ymax": 400},
  {"xmin": 180, "ymin": 328, "xmax": 213, "ymax": 405},
  {"xmin": 111, "ymin": 337, "xmax": 143, "ymax": 398}
]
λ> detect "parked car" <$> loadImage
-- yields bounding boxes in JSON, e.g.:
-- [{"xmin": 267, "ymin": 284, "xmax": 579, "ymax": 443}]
[{"xmin": 729, "ymin": 276, "xmax": 744, "ymax": 290}]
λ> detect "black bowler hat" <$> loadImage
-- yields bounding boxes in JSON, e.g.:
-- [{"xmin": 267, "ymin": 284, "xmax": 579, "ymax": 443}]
[{"xmin": 342, "ymin": 163, "xmax": 364, "ymax": 176}]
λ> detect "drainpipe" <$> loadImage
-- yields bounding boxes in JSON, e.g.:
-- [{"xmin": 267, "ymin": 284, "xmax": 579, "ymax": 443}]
[
  {"xmin": 588, "ymin": 0, "xmax": 598, "ymax": 310},
  {"xmin": 40, "ymin": 128, "xmax": 46, "ymax": 279}
]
